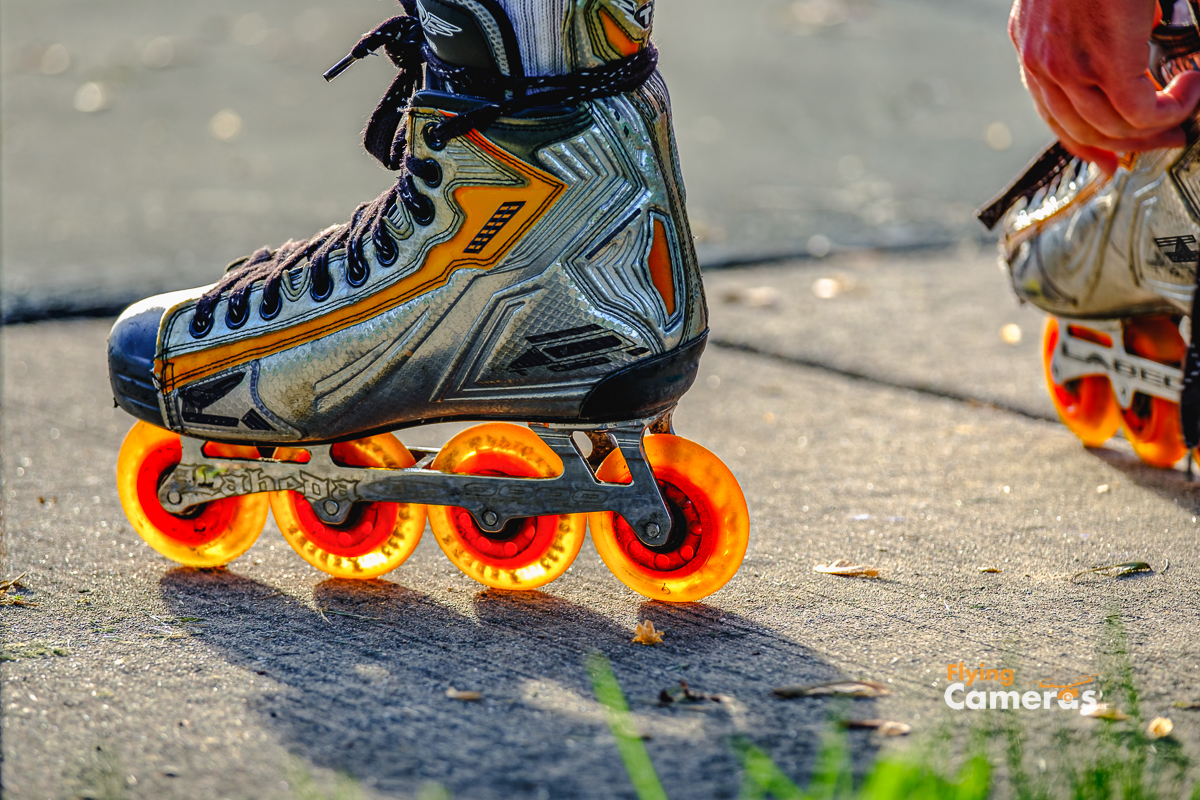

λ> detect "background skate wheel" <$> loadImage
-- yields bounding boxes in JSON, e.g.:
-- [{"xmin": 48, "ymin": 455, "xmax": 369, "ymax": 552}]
[
  {"xmin": 270, "ymin": 434, "xmax": 425, "ymax": 580},
  {"xmin": 1118, "ymin": 316, "xmax": 1187, "ymax": 468},
  {"xmin": 428, "ymin": 423, "xmax": 585, "ymax": 590},
  {"xmin": 588, "ymin": 435, "xmax": 749, "ymax": 603},
  {"xmin": 1042, "ymin": 318, "xmax": 1121, "ymax": 447},
  {"xmin": 116, "ymin": 421, "xmax": 268, "ymax": 568}
]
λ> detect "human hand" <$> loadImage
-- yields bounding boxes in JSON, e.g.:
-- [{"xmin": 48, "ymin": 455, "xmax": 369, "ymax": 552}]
[{"xmin": 1009, "ymin": 0, "xmax": 1200, "ymax": 174}]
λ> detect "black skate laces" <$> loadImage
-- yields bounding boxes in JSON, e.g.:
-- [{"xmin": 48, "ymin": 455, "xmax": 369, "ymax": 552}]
[{"xmin": 189, "ymin": 0, "xmax": 658, "ymax": 338}]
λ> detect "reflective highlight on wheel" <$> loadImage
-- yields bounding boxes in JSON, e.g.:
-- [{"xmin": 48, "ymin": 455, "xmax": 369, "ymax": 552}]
[
  {"xmin": 270, "ymin": 434, "xmax": 426, "ymax": 579},
  {"xmin": 428, "ymin": 423, "xmax": 586, "ymax": 590},
  {"xmin": 589, "ymin": 434, "xmax": 748, "ymax": 603},
  {"xmin": 116, "ymin": 421, "xmax": 269, "ymax": 567}
]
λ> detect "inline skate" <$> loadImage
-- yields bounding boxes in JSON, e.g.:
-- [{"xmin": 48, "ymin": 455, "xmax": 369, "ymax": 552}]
[
  {"xmin": 980, "ymin": 10, "xmax": 1200, "ymax": 469},
  {"xmin": 109, "ymin": 0, "xmax": 749, "ymax": 601}
]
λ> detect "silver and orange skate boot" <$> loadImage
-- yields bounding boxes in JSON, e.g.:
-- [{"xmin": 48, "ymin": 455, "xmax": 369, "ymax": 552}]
[
  {"xmin": 980, "ymin": 12, "xmax": 1200, "ymax": 470},
  {"xmin": 108, "ymin": 0, "xmax": 748, "ymax": 601}
]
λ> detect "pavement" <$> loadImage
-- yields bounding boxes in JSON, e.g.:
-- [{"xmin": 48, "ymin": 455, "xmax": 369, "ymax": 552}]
[
  {"xmin": 1, "ymin": 0, "xmax": 1042, "ymax": 314},
  {"xmin": 7, "ymin": 249, "xmax": 1200, "ymax": 799},
  {"xmin": 7, "ymin": 1, "xmax": 1200, "ymax": 799}
]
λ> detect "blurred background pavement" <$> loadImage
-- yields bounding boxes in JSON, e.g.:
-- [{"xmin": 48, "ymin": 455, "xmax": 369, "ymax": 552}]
[{"xmin": 1, "ymin": 0, "xmax": 1044, "ymax": 317}]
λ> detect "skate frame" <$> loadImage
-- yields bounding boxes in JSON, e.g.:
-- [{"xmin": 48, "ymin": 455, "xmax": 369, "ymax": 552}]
[
  {"xmin": 156, "ymin": 416, "xmax": 676, "ymax": 548},
  {"xmin": 1049, "ymin": 318, "xmax": 1184, "ymax": 407}
]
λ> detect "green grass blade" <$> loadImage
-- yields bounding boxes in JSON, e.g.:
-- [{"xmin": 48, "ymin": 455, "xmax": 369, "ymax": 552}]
[
  {"xmin": 730, "ymin": 736, "xmax": 807, "ymax": 800},
  {"xmin": 587, "ymin": 652, "xmax": 670, "ymax": 800}
]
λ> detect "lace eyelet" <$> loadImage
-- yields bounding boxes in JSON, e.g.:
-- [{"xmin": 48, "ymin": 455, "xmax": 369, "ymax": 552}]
[
  {"xmin": 260, "ymin": 285, "xmax": 282, "ymax": 320},
  {"xmin": 421, "ymin": 159, "xmax": 443, "ymax": 188},
  {"xmin": 225, "ymin": 294, "xmax": 250, "ymax": 329},
  {"xmin": 311, "ymin": 269, "xmax": 334, "ymax": 302},
  {"xmin": 189, "ymin": 309, "xmax": 214, "ymax": 339},
  {"xmin": 412, "ymin": 195, "xmax": 436, "ymax": 226},
  {"xmin": 346, "ymin": 258, "xmax": 370, "ymax": 287},
  {"xmin": 374, "ymin": 230, "xmax": 398, "ymax": 266},
  {"xmin": 423, "ymin": 123, "xmax": 447, "ymax": 151}
]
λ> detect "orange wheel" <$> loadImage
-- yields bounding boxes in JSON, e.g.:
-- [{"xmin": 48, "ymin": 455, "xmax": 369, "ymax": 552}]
[
  {"xmin": 116, "ymin": 421, "xmax": 268, "ymax": 567},
  {"xmin": 270, "ymin": 435, "xmax": 426, "ymax": 579},
  {"xmin": 1119, "ymin": 316, "xmax": 1188, "ymax": 468},
  {"xmin": 1043, "ymin": 318, "xmax": 1121, "ymax": 447},
  {"xmin": 589, "ymin": 435, "xmax": 749, "ymax": 603},
  {"xmin": 427, "ymin": 423, "xmax": 586, "ymax": 590}
]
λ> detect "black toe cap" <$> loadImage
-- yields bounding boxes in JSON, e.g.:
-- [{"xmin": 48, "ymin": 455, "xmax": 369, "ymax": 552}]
[{"xmin": 108, "ymin": 300, "xmax": 167, "ymax": 427}]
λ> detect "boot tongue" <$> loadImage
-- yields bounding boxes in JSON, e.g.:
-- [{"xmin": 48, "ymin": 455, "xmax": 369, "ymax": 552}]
[{"xmin": 415, "ymin": 0, "xmax": 523, "ymax": 79}]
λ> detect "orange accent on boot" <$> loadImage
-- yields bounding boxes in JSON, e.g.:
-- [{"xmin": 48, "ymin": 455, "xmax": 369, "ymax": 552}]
[
  {"xmin": 156, "ymin": 128, "xmax": 567, "ymax": 395},
  {"xmin": 600, "ymin": 8, "xmax": 641, "ymax": 57},
  {"xmin": 648, "ymin": 219, "xmax": 676, "ymax": 316}
]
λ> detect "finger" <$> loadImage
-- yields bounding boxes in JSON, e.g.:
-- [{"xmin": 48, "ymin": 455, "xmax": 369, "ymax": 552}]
[
  {"xmin": 1034, "ymin": 77, "xmax": 1186, "ymax": 151},
  {"xmin": 1054, "ymin": 130, "xmax": 1119, "ymax": 177},
  {"xmin": 1101, "ymin": 69, "xmax": 1200, "ymax": 132}
]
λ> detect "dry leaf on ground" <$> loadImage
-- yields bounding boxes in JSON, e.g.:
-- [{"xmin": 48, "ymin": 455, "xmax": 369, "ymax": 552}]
[
  {"xmin": 978, "ymin": 567, "xmax": 1001, "ymax": 574},
  {"xmin": 659, "ymin": 679, "xmax": 725, "ymax": 705},
  {"xmin": 0, "ymin": 574, "xmax": 28, "ymax": 592},
  {"xmin": 1081, "ymin": 703, "xmax": 1128, "ymax": 720},
  {"xmin": 1173, "ymin": 700, "xmax": 1200, "ymax": 709},
  {"xmin": 632, "ymin": 620, "xmax": 664, "ymax": 645},
  {"xmin": 813, "ymin": 559, "xmax": 879, "ymax": 578},
  {"xmin": 841, "ymin": 719, "xmax": 911, "ymax": 736},
  {"xmin": 1148, "ymin": 717, "xmax": 1174, "ymax": 738},
  {"xmin": 774, "ymin": 680, "xmax": 890, "ymax": 699},
  {"xmin": 445, "ymin": 688, "xmax": 482, "ymax": 701},
  {"xmin": 1070, "ymin": 562, "xmax": 1152, "ymax": 582}
]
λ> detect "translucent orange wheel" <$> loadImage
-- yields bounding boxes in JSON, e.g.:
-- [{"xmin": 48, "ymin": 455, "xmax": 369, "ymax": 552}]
[
  {"xmin": 116, "ymin": 421, "xmax": 269, "ymax": 567},
  {"xmin": 1119, "ymin": 316, "xmax": 1188, "ymax": 468},
  {"xmin": 427, "ymin": 423, "xmax": 586, "ymax": 590},
  {"xmin": 270, "ymin": 434, "xmax": 426, "ymax": 579},
  {"xmin": 589, "ymin": 435, "xmax": 749, "ymax": 603},
  {"xmin": 1043, "ymin": 318, "xmax": 1121, "ymax": 447}
]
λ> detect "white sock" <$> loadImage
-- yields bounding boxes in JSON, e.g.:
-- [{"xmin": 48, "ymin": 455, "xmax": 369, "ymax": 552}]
[{"xmin": 495, "ymin": 0, "xmax": 570, "ymax": 76}]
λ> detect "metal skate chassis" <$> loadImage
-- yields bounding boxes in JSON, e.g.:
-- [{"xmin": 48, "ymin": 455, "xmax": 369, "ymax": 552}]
[
  {"xmin": 1048, "ymin": 317, "xmax": 1185, "ymax": 408},
  {"xmin": 156, "ymin": 416, "xmax": 676, "ymax": 548}
]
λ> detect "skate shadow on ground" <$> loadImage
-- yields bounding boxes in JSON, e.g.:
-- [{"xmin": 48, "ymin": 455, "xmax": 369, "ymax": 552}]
[
  {"xmin": 159, "ymin": 569, "xmax": 877, "ymax": 800},
  {"xmin": 1086, "ymin": 446, "xmax": 1200, "ymax": 514}
]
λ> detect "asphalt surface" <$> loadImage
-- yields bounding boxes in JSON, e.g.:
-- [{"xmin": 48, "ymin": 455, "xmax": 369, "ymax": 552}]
[
  {"xmin": 7, "ymin": 252, "xmax": 1200, "ymax": 799},
  {"xmin": 8, "ymin": 0, "xmax": 1200, "ymax": 798}
]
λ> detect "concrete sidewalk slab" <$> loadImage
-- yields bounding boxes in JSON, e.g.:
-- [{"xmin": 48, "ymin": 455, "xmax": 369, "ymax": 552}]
[{"xmin": 4, "ymin": 293, "xmax": 1200, "ymax": 797}]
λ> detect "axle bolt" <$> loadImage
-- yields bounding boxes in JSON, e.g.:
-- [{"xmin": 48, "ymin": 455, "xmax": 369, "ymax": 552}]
[
  {"xmin": 482, "ymin": 510, "xmax": 499, "ymax": 527},
  {"xmin": 167, "ymin": 491, "xmax": 182, "ymax": 505},
  {"xmin": 645, "ymin": 523, "xmax": 661, "ymax": 539},
  {"xmin": 323, "ymin": 500, "xmax": 340, "ymax": 516}
]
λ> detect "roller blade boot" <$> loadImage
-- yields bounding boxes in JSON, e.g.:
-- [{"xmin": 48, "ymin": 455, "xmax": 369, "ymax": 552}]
[
  {"xmin": 108, "ymin": 0, "xmax": 749, "ymax": 601},
  {"xmin": 979, "ymin": 15, "xmax": 1200, "ymax": 470}
]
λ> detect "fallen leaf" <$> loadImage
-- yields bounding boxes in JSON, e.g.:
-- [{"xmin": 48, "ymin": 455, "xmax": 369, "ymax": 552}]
[
  {"xmin": 1081, "ymin": 703, "xmax": 1128, "ymax": 720},
  {"xmin": 814, "ymin": 559, "xmax": 879, "ymax": 578},
  {"xmin": 1172, "ymin": 700, "xmax": 1200, "ymax": 709},
  {"xmin": 1071, "ymin": 562, "xmax": 1152, "ymax": 582},
  {"xmin": 445, "ymin": 688, "xmax": 482, "ymax": 702},
  {"xmin": 0, "ymin": 574, "xmax": 28, "ymax": 592},
  {"xmin": 632, "ymin": 620, "xmax": 664, "ymax": 645},
  {"xmin": 659, "ymin": 679, "xmax": 725, "ymax": 705},
  {"xmin": 978, "ymin": 567, "xmax": 1001, "ymax": 574},
  {"xmin": 841, "ymin": 719, "xmax": 911, "ymax": 736},
  {"xmin": 1148, "ymin": 717, "xmax": 1174, "ymax": 738},
  {"xmin": 774, "ymin": 680, "xmax": 890, "ymax": 699}
]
